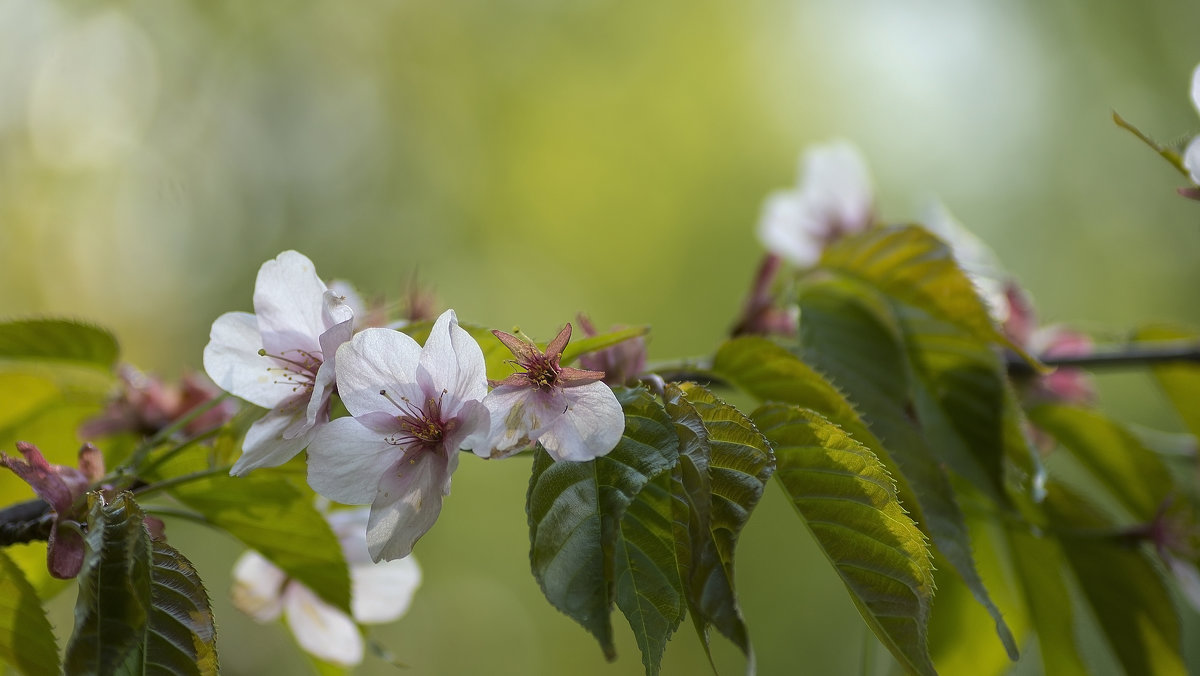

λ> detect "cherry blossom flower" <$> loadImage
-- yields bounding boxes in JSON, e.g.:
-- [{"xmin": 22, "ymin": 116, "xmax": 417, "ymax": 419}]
[
  {"xmin": 757, "ymin": 140, "xmax": 875, "ymax": 267},
  {"xmin": 79, "ymin": 366, "xmax": 236, "ymax": 440},
  {"xmin": 483, "ymin": 323, "xmax": 624, "ymax": 462},
  {"xmin": 203, "ymin": 251, "xmax": 353, "ymax": 476},
  {"xmin": 232, "ymin": 507, "xmax": 421, "ymax": 666},
  {"xmin": 1183, "ymin": 64, "xmax": 1200, "ymax": 186},
  {"xmin": 306, "ymin": 309, "xmax": 490, "ymax": 561},
  {"xmin": 0, "ymin": 442, "xmax": 104, "ymax": 578},
  {"xmin": 919, "ymin": 201, "xmax": 1009, "ymax": 324}
]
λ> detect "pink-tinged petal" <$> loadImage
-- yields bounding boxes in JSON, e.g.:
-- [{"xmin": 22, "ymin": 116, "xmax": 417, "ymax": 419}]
[
  {"xmin": 282, "ymin": 584, "xmax": 364, "ymax": 667},
  {"xmin": 757, "ymin": 192, "xmax": 824, "ymax": 267},
  {"xmin": 800, "ymin": 140, "xmax": 873, "ymax": 234},
  {"xmin": 1184, "ymin": 136, "xmax": 1200, "ymax": 186},
  {"xmin": 306, "ymin": 291, "xmax": 355, "ymax": 427},
  {"xmin": 326, "ymin": 507, "xmax": 374, "ymax": 567},
  {"xmin": 540, "ymin": 382, "xmax": 625, "ymax": 462},
  {"xmin": 480, "ymin": 387, "xmax": 543, "ymax": 458},
  {"xmin": 351, "ymin": 554, "xmax": 421, "ymax": 624},
  {"xmin": 253, "ymin": 251, "xmax": 328, "ymax": 356},
  {"xmin": 334, "ymin": 328, "xmax": 423, "ymax": 418},
  {"xmin": 1166, "ymin": 554, "xmax": 1200, "ymax": 614},
  {"xmin": 204, "ymin": 311, "xmax": 290, "ymax": 409},
  {"xmin": 232, "ymin": 409, "xmax": 312, "ymax": 476},
  {"xmin": 366, "ymin": 450, "xmax": 458, "ymax": 562},
  {"xmin": 1191, "ymin": 63, "xmax": 1200, "ymax": 117},
  {"xmin": 545, "ymin": 324, "xmax": 572, "ymax": 359},
  {"xmin": 445, "ymin": 397, "xmax": 491, "ymax": 453},
  {"xmin": 231, "ymin": 550, "xmax": 287, "ymax": 622},
  {"xmin": 1, "ymin": 442, "xmax": 72, "ymax": 514},
  {"xmin": 307, "ymin": 417, "xmax": 399, "ymax": 505},
  {"xmin": 419, "ymin": 309, "xmax": 488, "ymax": 403}
]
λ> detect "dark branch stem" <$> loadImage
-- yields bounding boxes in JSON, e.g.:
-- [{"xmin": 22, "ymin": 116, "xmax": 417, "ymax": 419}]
[{"xmin": 1005, "ymin": 340, "xmax": 1200, "ymax": 374}]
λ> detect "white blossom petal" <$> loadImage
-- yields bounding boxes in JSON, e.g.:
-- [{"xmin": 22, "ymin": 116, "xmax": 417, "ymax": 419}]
[
  {"xmin": 335, "ymin": 328, "xmax": 423, "ymax": 418},
  {"xmin": 446, "ymin": 397, "xmax": 491, "ymax": 453},
  {"xmin": 539, "ymin": 382, "xmax": 625, "ymax": 462},
  {"xmin": 418, "ymin": 309, "xmax": 488, "ymax": 404},
  {"xmin": 481, "ymin": 387, "xmax": 547, "ymax": 458},
  {"xmin": 799, "ymin": 140, "xmax": 873, "ymax": 234},
  {"xmin": 282, "ymin": 584, "xmax": 364, "ymax": 667},
  {"xmin": 203, "ymin": 311, "xmax": 287, "ymax": 410},
  {"xmin": 1184, "ymin": 136, "xmax": 1200, "ymax": 186},
  {"xmin": 1191, "ymin": 63, "xmax": 1200, "ymax": 117},
  {"xmin": 307, "ymin": 417, "xmax": 399, "ymax": 504},
  {"xmin": 757, "ymin": 192, "xmax": 826, "ymax": 267},
  {"xmin": 231, "ymin": 550, "xmax": 287, "ymax": 622},
  {"xmin": 367, "ymin": 450, "xmax": 458, "ymax": 562},
  {"xmin": 326, "ymin": 507, "xmax": 374, "ymax": 567},
  {"xmin": 232, "ymin": 408, "xmax": 312, "ymax": 476},
  {"xmin": 306, "ymin": 291, "xmax": 354, "ymax": 427},
  {"xmin": 253, "ymin": 251, "xmax": 328, "ymax": 356},
  {"xmin": 351, "ymin": 555, "xmax": 422, "ymax": 624}
]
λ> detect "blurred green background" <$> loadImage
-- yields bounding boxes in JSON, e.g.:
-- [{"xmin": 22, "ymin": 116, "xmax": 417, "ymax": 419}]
[{"xmin": 3, "ymin": 0, "xmax": 1200, "ymax": 673}]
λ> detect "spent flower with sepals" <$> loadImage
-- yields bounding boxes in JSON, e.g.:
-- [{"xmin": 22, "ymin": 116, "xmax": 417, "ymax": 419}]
[
  {"xmin": 483, "ymin": 323, "xmax": 624, "ymax": 462},
  {"xmin": 232, "ymin": 507, "xmax": 421, "ymax": 666},
  {"xmin": 307, "ymin": 309, "xmax": 490, "ymax": 561},
  {"xmin": 203, "ymin": 251, "xmax": 353, "ymax": 476}
]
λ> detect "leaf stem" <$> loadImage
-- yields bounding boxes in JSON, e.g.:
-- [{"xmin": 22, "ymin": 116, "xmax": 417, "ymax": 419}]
[
  {"xmin": 132, "ymin": 466, "xmax": 232, "ymax": 499},
  {"xmin": 124, "ymin": 392, "xmax": 232, "ymax": 471}
]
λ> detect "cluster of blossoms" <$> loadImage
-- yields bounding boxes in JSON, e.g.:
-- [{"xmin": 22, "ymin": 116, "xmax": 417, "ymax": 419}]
[{"xmin": 203, "ymin": 251, "xmax": 627, "ymax": 562}]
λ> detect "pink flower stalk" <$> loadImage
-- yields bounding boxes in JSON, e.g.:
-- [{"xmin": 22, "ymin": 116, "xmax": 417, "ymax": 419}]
[
  {"xmin": 307, "ymin": 309, "xmax": 490, "ymax": 561},
  {"xmin": 483, "ymin": 323, "xmax": 624, "ymax": 462},
  {"xmin": 729, "ymin": 254, "xmax": 799, "ymax": 338},
  {"xmin": 1002, "ymin": 282, "xmax": 1095, "ymax": 404},
  {"xmin": 0, "ymin": 442, "xmax": 104, "ymax": 578}
]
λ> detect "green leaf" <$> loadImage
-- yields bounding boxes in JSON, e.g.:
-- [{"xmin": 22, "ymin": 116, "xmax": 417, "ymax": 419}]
[
  {"xmin": 1005, "ymin": 528, "xmax": 1088, "ymax": 676},
  {"xmin": 753, "ymin": 404, "xmax": 936, "ymax": 676},
  {"xmin": 1044, "ymin": 482, "xmax": 1186, "ymax": 676},
  {"xmin": 0, "ymin": 319, "xmax": 119, "ymax": 369},
  {"xmin": 561, "ymin": 325, "xmax": 649, "ymax": 366},
  {"xmin": 1135, "ymin": 325, "xmax": 1200, "ymax": 439},
  {"xmin": 820, "ymin": 225, "xmax": 1034, "ymax": 364},
  {"xmin": 527, "ymin": 387, "xmax": 678, "ymax": 660},
  {"xmin": 673, "ymin": 383, "xmax": 773, "ymax": 665},
  {"xmin": 0, "ymin": 548, "xmax": 60, "ymax": 676},
  {"xmin": 167, "ymin": 470, "xmax": 352, "ymax": 615},
  {"xmin": 146, "ymin": 540, "xmax": 218, "ymax": 676},
  {"xmin": 1028, "ymin": 404, "xmax": 1172, "ymax": 521},
  {"xmin": 65, "ymin": 492, "xmax": 154, "ymax": 675}
]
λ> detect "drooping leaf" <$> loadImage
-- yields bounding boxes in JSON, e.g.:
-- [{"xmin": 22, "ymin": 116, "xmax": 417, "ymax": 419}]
[
  {"xmin": 527, "ymin": 386, "xmax": 678, "ymax": 660},
  {"xmin": 615, "ymin": 470, "xmax": 685, "ymax": 676},
  {"xmin": 820, "ymin": 225, "xmax": 1033, "ymax": 364},
  {"xmin": 167, "ymin": 470, "xmax": 352, "ymax": 615},
  {"xmin": 753, "ymin": 404, "xmax": 936, "ymax": 676},
  {"xmin": 0, "ymin": 548, "xmax": 59, "ymax": 676},
  {"xmin": 794, "ymin": 280, "xmax": 1019, "ymax": 661},
  {"xmin": 1135, "ymin": 325, "xmax": 1200, "ymax": 439},
  {"xmin": 1005, "ymin": 528, "xmax": 1088, "ymax": 676},
  {"xmin": 146, "ymin": 540, "xmax": 218, "ymax": 676},
  {"xmin": 1028, "ymin": 404, "xmax": 1172, "ymax": 522},
  {"xmin": 1044, "ymin": 482, "xmax": 1186, "ymax": 676},
  {"xmin": 0, "ymin": 319, "xmax": 119, "ymax": 369},
  {"xmin": 672, "ymin": 382, "xmax": 773, "ymax": 667},
  {"xmin": 65, "ymin": 492, "xmax": 154, "ymax": 675}
]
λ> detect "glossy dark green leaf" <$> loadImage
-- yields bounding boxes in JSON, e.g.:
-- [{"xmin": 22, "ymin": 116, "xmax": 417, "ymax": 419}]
[
  {"xmin": 820, "ymin": 225, "xmax": 1033, "ymax": 363},
  {"xmin": 0, "ymin": 548, "xmax": 59, "ymax": 676},
  {"xmin": 1044, "ymin": 483, "xmax": 1186, "ymax": 676},
  {"xmin": 0, "ymin": 319, "xmax": 119, "ymax": 369},
  {"xmin": 145, "ymin": 541, "xmax": 218, "ymax": 676},
  {"xmin": 795, "ymin": 281, "xmax": 1019, "ymax": 661},
  {"xmin": 168, "ymin": 471, "xmax": 352, "ymax": 615},
  {"xmin": 65, "ymin": 492, "xmax": 154, "ymax": 675},
  {"xmin": 1005, "ymin": 528, "xmax": 1088, "ymax": 676},
  {"xmin": 753, "ymin": 404, "xmax": 936, "ymax": 676},
  {"xmin": 527, "ymin": 386, "xmax": 678, "ymax": 660},
  {"xmin": 1029, "ymin": 404, "xmax": 1172, "ymax": 521},
  {"xmin": 1135, "ymin": 325, "xmax": 1200, "ymax": 439}
]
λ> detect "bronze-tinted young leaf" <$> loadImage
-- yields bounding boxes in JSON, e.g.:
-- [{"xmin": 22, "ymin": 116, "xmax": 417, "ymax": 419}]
[
  {"xmin": 1135, "ymin": 324, "xmax": 1200, "ymax": 440},
  {"xmin": 527, "ymin": 386, "xmax": 678, "ymax": 660},
  {"xmin": 65, "ymin": 492, "xmax": 154, "ymax": 675},
  {"xmin": 0, "ymin": 549, "xmax": 59, "ymax": 676},
  {"xmin": 167, "ymin": 470, "xmax": 352, "ymax": 615},
  {"xmin": 820, "ymin": 224, "xmax": 1034, "ymax": 364},
  {"xmin": 0, "ymin": 319, "xmax": 119, "ymax": 369},
  {"xmin": 1044, "ymin": 482, "xmax": 1186, "ymax": 676},
  {"xmin": 1005, "ymin": 528, "xmax": 1088, "ymax": 676},
  {"xmin": 1028, "ymin": 404, "xmax": 1172, "ymax": 522},
  {"xmin": 146, "ymin": 541, "xmax": 218, "ymax": 676},
  {"xmin": 753, "ymin": 404, "xmax": 936, "ymax": 676}
]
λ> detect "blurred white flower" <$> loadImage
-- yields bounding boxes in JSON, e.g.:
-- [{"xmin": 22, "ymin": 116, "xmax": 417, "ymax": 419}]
[
  {"xmin": 232, "ymin": 507, "xmax": 422, "ymax": 667},
  {"xmin": 307, "ymin": 309, "xmax": 490, "ymax": 562},
  {"xmin": 757, "ymin": 140, "xmax": 874, "ymax": 267},
  {"xmin": 1184, "ymin": 64, "xmax": 1200, "ymax": 184},
  {"xmin": 203, "ymin": 251, "xmax": 354, "ymax": 475},
  {"xmin": 919, "ymin": 200, "xmax": 1010, "ymax": 324}
]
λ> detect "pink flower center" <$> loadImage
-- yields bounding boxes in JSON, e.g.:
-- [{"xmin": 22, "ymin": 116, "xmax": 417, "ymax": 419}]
[
  {"xmin": 258, "ymin": 348, "xmax": 322, "ymax": 394},
  {"xmin": 379, "ymin": 389, "xmax": 457, "ymax": 454}
]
